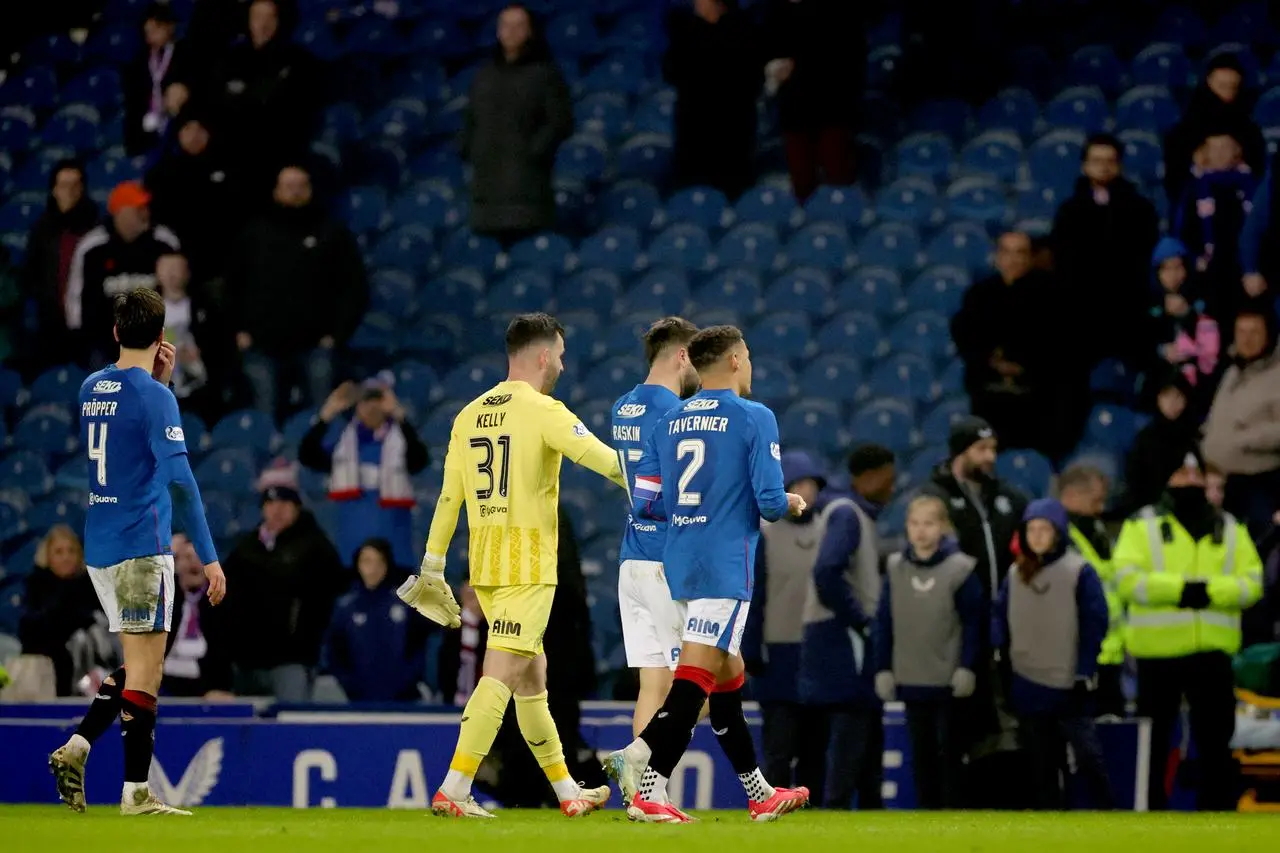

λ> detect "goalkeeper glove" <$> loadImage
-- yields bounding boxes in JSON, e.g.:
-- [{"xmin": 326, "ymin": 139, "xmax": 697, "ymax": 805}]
[{"xmin": 397, "ymin": 553, "xmax": 462, "ymax": 628}]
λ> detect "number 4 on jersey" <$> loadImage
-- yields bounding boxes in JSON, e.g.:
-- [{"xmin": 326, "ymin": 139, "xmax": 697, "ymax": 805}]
[{"xmin": 87, "ymin": 422, "xmax": 108, "ymax": 487}]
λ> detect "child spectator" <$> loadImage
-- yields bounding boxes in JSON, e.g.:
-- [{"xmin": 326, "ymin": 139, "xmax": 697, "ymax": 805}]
[
  {"xmin": 1146, "ymin": 237, "xmax": 1220, "ymax": 401},
  {"xmin": 994, "ymin": 499, "xmax": 1114, "ymax": 810},
  {"xmin": 872, "ymin": 494, "xmax": 983, "ymax": 809},
  {"xmin": 1125, "ymin": 370, "xmax": 1200, "ymax": 513}
]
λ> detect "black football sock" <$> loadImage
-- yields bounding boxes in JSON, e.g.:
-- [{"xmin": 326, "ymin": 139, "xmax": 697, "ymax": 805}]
[
  {"xmin": 75, "ymin": 667, "xmax": 126, "ymax": 744},
  {"xmin": 708, "ymin": 677, "xmax": 759, "ymax": 776},
  {"xmin": 120, "ymin": 690, "xmax": 158, "ymax": 784},
  {"xmin": 639, "ymin": 665, "xmax": 715, "ymax": 779}
]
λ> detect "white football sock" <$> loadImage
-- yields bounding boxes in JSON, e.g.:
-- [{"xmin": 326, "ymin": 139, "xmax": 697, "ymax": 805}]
[
  {"xmin": 739, "ymin": 768, "xmax": 774, "ymax": 802},
  {"xmin": 638, "ymin": 766, "xmax": 669, "ymax": 803},
  {"xmin": 551, "ymin": 777, "xmax": 580, "ymax": 802},
  {"xmin": 440, "ymin": 769, "xmax": 473, "ymax": 802}
]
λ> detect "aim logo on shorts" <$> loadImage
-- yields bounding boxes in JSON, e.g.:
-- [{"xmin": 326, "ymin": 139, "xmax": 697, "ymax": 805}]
[
  {"xmin": 687, "ymin": 617, "xmax": 721, "ymax": 637},
  {"xmin": 492, "ymin": 618, "xmax": 523, "ymax": 638}
]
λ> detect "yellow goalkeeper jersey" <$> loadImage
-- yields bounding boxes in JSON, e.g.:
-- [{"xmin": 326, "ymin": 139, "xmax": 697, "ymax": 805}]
[{"xmin": 424, "ymin": 380, "xmax": 626, "ymax": 587}]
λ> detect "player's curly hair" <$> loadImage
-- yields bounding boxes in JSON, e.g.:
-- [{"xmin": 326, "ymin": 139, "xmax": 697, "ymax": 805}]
[
  {"xmin": 113, "ymin": 287, "xmax": 166, "ymax": 350},
  {"xmin": 643, "ymin": 317, "xmax": 698, "ymax": 365},
  {"xmin": 505, "ymin": 312, "xmax": 565, "ymax": 355},
  {"xmin": 687, "ymin": 325, "xmax": 744, "ymax": 371}
]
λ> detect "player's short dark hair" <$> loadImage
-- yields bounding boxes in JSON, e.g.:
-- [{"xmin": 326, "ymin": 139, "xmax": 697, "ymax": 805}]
[
  {"xmin": 1058, "ymin": 463, "xmax": 1106, "ymax": 493},
  {"xmin": 643, "ymin": 317, "xmax": 698, "ymax": 365},
  {"xmin": 687, "ymin": 325, "xmax": 743, "ymax": 371},
  {"xmin": 848, "ymin": 443, "xmax": 895, "ymax": 476},
  {"xmin": 113, "ymin": 287, "xmax": 166, "ymax": 350},
  {"xmin": 1083, "ymin": 132, "xmax": 1122, "ymax": 161},
  {"xmin": 505, "ymin": 312, "xmax": 565, "ymax": 355}
]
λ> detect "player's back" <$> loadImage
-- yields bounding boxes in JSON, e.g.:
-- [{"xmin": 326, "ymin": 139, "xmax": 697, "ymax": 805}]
[
  {"xmin": 78, "ymin": 366, "xmax": 178, "ymax": 567},
  {"xmin": 650, "ymin": 389, "xmax": 787, "ymax": 600},
  {"xmin": 611, "ymin": 383, "xmax": 681, "ymax": 563}
]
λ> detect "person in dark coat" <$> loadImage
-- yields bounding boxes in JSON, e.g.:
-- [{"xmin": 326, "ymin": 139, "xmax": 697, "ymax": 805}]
[
  {"xmin": 123, "ymin": 3, "xmax": 195, "ymax": 158},
  {"xmin": 1164, "ymin": 52, "xmax": 1266, "ymax": 209},
  {"xmin": 763, "ymin": 0, "xmax": 865, "ymax": 202},
  {"xmin": 460, "ymin": 4, "xmax": 573, "ymax": 244},
  {"xmin": 1240, "ymin": 154, "xmax": 1280, "ymax": 308},
  {"xmin": 19, "ymin": 159, "xmax": 99, "ymax": 375},
  {"xmin": 664, "ymin": 0, "xmax": 763, "ymax": 199},
  {"xmin": 1124, "ymin": 370, "xmax": 1200, "ymax": 514},
  {"xmin": 226, "ymin": 164, "xmax": 368, "ymax": 422},
  {"xmin": 163, "ymin": 532, "xmax": 234, "ymax": 698},
  {"xmin": 951, "ymin": 231, "xmax": 1082, "ymax": 460},
  {"xmin": 321, "ymin": 538, "xmax": 428, "ymax": 702},
  {"xmin": 220, "ymin": 484, "xmax": 348, "ymax": 701},
  {"xmin": 17, "ymin": 526, "xmax": 102, "ymax": 697},
  {"xmin": 1051, "ymin": 134, "xmax": 1160, "ymax": 366}
]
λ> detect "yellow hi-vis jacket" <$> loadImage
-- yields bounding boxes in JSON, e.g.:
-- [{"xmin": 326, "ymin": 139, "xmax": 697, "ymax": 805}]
[
  {"xmin": 1112, "ymin": 507, "xmax": 1263, "ymax": 659},
  {"xmin": 1069, "ymin": 524, "xmax": 1125, "ymax": 665}
]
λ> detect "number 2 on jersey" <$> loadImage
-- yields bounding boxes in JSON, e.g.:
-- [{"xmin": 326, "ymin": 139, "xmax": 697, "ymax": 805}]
[
  {"xmin": 676, "ymin": 438, "xmax": 704, "ymax": 506},
  {"xmin": 471, "ymin": 434, "xmax": 511, "ymax": 500},
  {"xmin": 87, "ymin": 422, "xmax": 108, "ymax": 487}
]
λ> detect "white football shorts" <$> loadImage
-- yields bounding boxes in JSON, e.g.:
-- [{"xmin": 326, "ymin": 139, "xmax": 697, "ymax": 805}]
[
  {"xmin": 618, "ymin": 560, "xmax": 683, "ymax": 669},
  {"xmin": 680, "ymin": 597, "xmax": 751, "ymax": 657},
  {"xmin": 89, "ymin": 554, "xmax": 175, "ymax": 633}
]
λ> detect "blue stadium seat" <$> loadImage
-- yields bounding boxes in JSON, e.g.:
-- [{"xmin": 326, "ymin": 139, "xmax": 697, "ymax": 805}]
[
  {"xmin": 1115, "ymin": 86, "xmax": 1180, "ymax": 133},
  {"xmin": 799, "ymin": 354, "xmax": 863, "ymax": 400},
  {"xmin": 716, "ymin": 223, "xmax": 780, "ymax": 270},
  {"xmin": 42, "ymin": 105, "xmax": 101, "ymax": 152},
  {"xmin": 366, "ymin": 98, "xmax": 428, "ymax": 145},
  {"xmin": 1131, "ymin": 42, "xmax": 1193, "ymax": 90},
  {"xmin": 0, "ymin": 448, "xmax": 53, "ymax": 496},
  {"xmin": 555, "ymin": 134, "xmax": 608, "ymax": 184},
  {"xmin": 13, "ymin": 405, "xmax": 75, "ymax": 457},
  {"xmin": 888, "ymin": 310, "xmax": 952, "ymax": 359},
  {"xmin": 906, "ymin": 445, "xmax": 950, "ymax": 489},
  {"xmin": 874, "ymin": 177, "xmax": 940, "ymax": 227},
  {"xmin": 0, "ymin": 366, "xmax": 22, "ymax": 408},
  {"xmin": 920, "ymin": 397, "xmax": 970, "ymax": 446},
  {"xmin": 857, "ymin": 222, "xmax": 923, "ymax": 271},
  {"xmin": 575, "ymin": 92, "xmax": 627, "ymax": 139},
  {"xmin": 577, "ymin": 226, "xmax": 643, "ymax": 275},
  {"xmin": 0, "ymin": 114, "xmax": 34, "ymax": 154},
  {"xmin": 348, "ymin": 312, "xmax": 399, "ymax": 357},
  {"xmin": 27, "ymin": 32, "xmax": 84, "ymax": 68},
  {"xmin": 835, "ymin": 267, "xmax": 905, "ymax": 318},
  {"xmin": 408, "ymin": 18, "xmax": 466, "ymax": 59},
  {"xmin": 487, "ymin": 269, "xmax": 554, "ymax": 314},
  {"xmin": 1118, "ymin": 130, "xmax": 1163, "ymax": 184},
  {"xmin": 748, "ymin": 358, "xmax": 797, "ymax": 408},
  {"xmin": 210, "ymin": 409, "xmax": 276, "ymax": 455},
  {"xmin": 1, "ymin": 67, "xmax": 58, "ymax": 111},
  {"xmin": 422, "ymin": 401, "xmax": 465, "ymax": 447},
  {"xmin": 959, "ymin": 130, "xmax": 1023, "ymax": 183},
  {"xmin": 559, "ymin": 269, "xmax": 622, "ymax": 317},
  {"xmin": 615, "ymin": 133, "xmax": 672, "ymax": 182},
  {"xmin": 278, "ymin": 408, "xmax": 320, "ymax": 456},
  {"xmin": 572, "ymin": 357, "xmax": 644, "ymax": 404},
  {"xmin": 1015, "ymin": 182, "xmax": 1064, "ymax": 221},
  {"xmin": 0, "ymin": 198, "xmax": 43, "ymax": 234},
  {"xmin": 868, "ymin": 353, "xmax": 937, "ymax": 404},
  {"xmin": 599, "ymin": 181, "xmax": 663, "ymax": 231},
  {"xmin": 946, "ymin": 177, "xmax": 1008, "ymax": 230},
  {"xmin": 748, "ymin": 313, "xmax": 813, "ymax": 362},
  {"xmin": 687, "ymin": 307, "xmax": 745, "ymax": 330},
  {"xmin": 441, "ymin": 358, "xmax": 506, "ymax": 402},
  {"xmin": 508, "ymin": 233, "xmax": 573, "ymax": 275},
  {"xmin": 666, "ymin": 187, "xmax": 730, "ymax": 233},
  {"xmin": 866, "ymin": 44, "xmax": 902, "ymax": 91},
  {"xmin": 996, "ymin": 450, "xmax": 1055, "ymax": 497},
  {"xmin": 910, "ymin": 99, "xmax": 973, "ymax": 140},
  {"xmin": 619, "ymin": 268, "xmax": 690, "ymax": 317},
  {"xmin": 392, "ymin": 183, "xmax": 464, "ymax": 230},
  {"xmin": 925, "ymin": 222, "xmax": 992, "ymax": 274},
  {"xmin": 1089, "ymin": 358, "xmax": 1138, "ymax": 403},
  {"xmin": 190, "ymin": 449, "xmax": 254, "ymax": 497},
  {"xmin": 907, "ymin": 266, "xmax": 971, "ymax": 316},
  {"xmin": 442, "ymin": 230, "xmax": 502, "ymax": 272},
  {"xmin": 1028, "ymin": 130, "xmax": 1086, "ymax": 195},
  {"xmin": 894, "ymin": 132, "xmax": 954, "ymax": 182},
  {"xmin": 337, "ymin": 185, "xmax": 388, "ymax": 234},
  {"xmin": 694, "ymin": 268, "xmax": 763, "ymax": 315},
  {"xmin": 735, "ymin": 184, "xmax": 800, "ymax": 230},
  {"xmin": 374, "ymin": 221, "xmax": 435, "ymax": 271},
  {"xmin": 1211, "ymin": 4, "xmax": 1277, "ymax": 52},
  {"xmin": 1081, "ymin": 404, "xmax": 1140, "ymax": 453},
  {"xmin": 547, "ymin": 12, "xmax": 601, "ymax": 59},
  {"xmin": 803, "ymin": 186, "xmax": 872, "ymax": 229},
  {"xmin": 29, "ymin": 365, "xmax": 86, "ymax": 408},
  {"xmin": 1045, "ymin": 86, "xmax": 1109, "ymax": 134},
  {"xmin": 1067, "ymin": 45, "xmax": 1124, "ymax": 96},
  {"xmin": 1255, "ymin": 88, "xmax": 1280, "ymax": 131},
  {"xmin": 978, "ymin": 87, "xmax": 1040, "ymax": 139},
  {"xmin": 26, "ymin": 497, "xmax": 85, "ymax": 538},
  {"xmin": 816, "ymin": 312, "xmax": 884, "ymax": 362},
  {"xmin": 849, "ymin": 399, "xmax": 916, "ymax": 456},
  {"xmin": 581, "ymin": 53, "xmax": 647, "ymax": 96},
  {"xmin": 784, "ymin": 222, "xmax": 851, "ymax": 272},
  {"xmin": 558, "ymin": 310, "xmax": 601, "ymax": 362},
  {"xmin": 648, "ymin": 224, "xmax": 714, "ymax": 272},
  {"xmin": 765, "ymin": 268, "xmax": 832, "ymax": 316},
  {"xmin": 781, "ymin": 401, "xmax": 845, "ymax": 455},
  {"xmin": 51, "ymin": 453, "xmax": 88, "ymax": 491},
  {"xmin": 631, "ymin": 92, "xmax": 674, "ymax": 137}
]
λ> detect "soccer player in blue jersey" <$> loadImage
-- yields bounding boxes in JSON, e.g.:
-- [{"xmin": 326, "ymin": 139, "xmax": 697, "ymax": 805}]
[
  {"xmin": 48, "ymin": 288, "xmax": 225, "ymax": 816},
  {"xmin": 604, "ymin": 325, "xmax": 810, "ymax": 823},
  {"xmin": 611, "ymin": 317, "xmax": 701, "ymax": 736}
]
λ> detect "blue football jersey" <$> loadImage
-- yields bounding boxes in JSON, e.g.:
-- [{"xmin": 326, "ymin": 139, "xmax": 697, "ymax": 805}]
[
  {"xmin": 611, "ymin": 383, "xmax": 682, "ymax": 564},
  {"xmin": 632, "ymin": 389, "xmax": 789, "ymax": 601},
  {"xmin": 78, "ymin": 366, "xmax": 188, "ymax": 567}
]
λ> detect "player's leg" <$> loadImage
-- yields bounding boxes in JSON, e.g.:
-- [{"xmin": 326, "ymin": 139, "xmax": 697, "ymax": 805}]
[
  {"xmin": 49, "ymin": 665, "xmax": 127, "ymax": 811},
  {"xmin": 618, "ymin": 560, "xmax": 680, "ymax": 736}
]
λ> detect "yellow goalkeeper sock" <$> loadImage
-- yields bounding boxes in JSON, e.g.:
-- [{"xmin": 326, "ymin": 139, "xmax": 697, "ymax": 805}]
[
  {"xmin": 441, "ymin": 677, "xmax": 511, "ymax": 801},
  {"xmin": 514, "ymin": 691, "xmax": 580, "ymax": 802}
]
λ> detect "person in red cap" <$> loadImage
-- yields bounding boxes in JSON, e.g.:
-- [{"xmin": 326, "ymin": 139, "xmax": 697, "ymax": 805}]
[{"xmin": 65, "ymin": 181, "xmax": 180, "ymax": 367}]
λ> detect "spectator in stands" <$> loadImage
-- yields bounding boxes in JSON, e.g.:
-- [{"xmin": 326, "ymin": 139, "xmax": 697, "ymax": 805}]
[
  {"xmin": 19, "ymin": 160, "xmax": 99, "ymax": 375},
  {"xmin": 664, "ymin": 0, "xmax": 763, "ymax": 199},
  {"xmin": 213, "ymin": 0, "xmax": 318, "ymax": 197},
  {"xmin": 1146, "ymin": 238, "xmax": 1220, "ymax": 408},
  {"xmin": 298, "ymin": 373, "xmax": 430, "ymax": 569},
  {"xmin": 1164, "ymin": 52, "xmax": 1266, "ymax": 208},
  {"xmin": 1051, "ymin": 134, "xmax": 1159, "ymax": 366},
  {"xmin": 440, "ymin": 582, "xmax": 486, "ymax": 706},
  {"xmin": 763, "ymin": 0, "xmax": 864, "ymax": 202},
  {"xmin": 1202, "ymin": 308, "xmax": 1280, "ymax": 537},
  {"xmin": 321, "ymin": 537, "xmax": 427, "ymax": 702},
  {"xmin": 162, "ymin": 532, "xmax": 233, "ymax": 698},
  {"xmin": 460, "ymin": 4, "xmax": 572, "ymax": 245},
  {"xmin": 157, "ymin": 252, "xmax": 225, "ymax": 421},
  {"xmin": 952, "ymin": 231, "xmax": 1080, "ymax": 459},
  {"xmin": 17, "ymin": 525, "xmax": 100, "ymax": 697},
  {"xmin": 744, "ymin": 451, "xmax": 829, "ymax": 795},
  {"xmin": 123, "ymin": 2, "xmax": 192, "ymax": 158},
  {"xmin": 65, "ymin": 181, "xmax": 180, "ymax": 368},
  {"xmin": 227, "ymin": 165, "xmax": 367, "ymax": 422},
  {"xmin": 1239, "ymin": 155, "xmax": 1280, "ymax": 307},
  {"xmin": 800, "ymin": 443, "xmax": 896, "ymax": 809},
  {"xmin": 145, "ymin": 105, "xmax": 245, "ymax": 286},
  {"xmin": 1125, "ymin": 370, "xmax": 1200, "ymax": 513},
  {"xmin": 221, "ymin": 482, "xmax": 347, "ymax": 701}
]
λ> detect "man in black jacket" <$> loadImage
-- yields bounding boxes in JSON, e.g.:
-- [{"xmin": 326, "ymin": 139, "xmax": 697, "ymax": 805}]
[
  {"xmin": 123, "ymin": 2, "xmax": 194, "ymax": 157},
  {"xmin": 220, "ymin": 484, "xmax": 348, "ymax": 701},
  {"xmin": 461, "ymin": 4, "xmax": 572, "ymax": 244},
  {"xmin": 227, "ymin": 164, "xmax": 368, "ymax": 423},
  {"xmin": 64, "ymin": 181, "xmax": 180, "ymax": 368}
]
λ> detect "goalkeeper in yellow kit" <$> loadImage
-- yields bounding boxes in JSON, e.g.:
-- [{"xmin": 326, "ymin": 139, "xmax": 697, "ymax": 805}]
[{"xmin": 398, "ymin": 312, "xmax": 627, "ymax": 818}]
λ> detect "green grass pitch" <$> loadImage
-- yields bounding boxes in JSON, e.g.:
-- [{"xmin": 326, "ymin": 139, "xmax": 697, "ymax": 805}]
[{"xmin": 2, "ymin": 806, "xmax": 1277, "ymax": 853}]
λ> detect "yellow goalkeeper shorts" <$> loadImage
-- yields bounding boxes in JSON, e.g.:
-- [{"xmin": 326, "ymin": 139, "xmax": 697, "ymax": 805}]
[{"xmin": 474, "ymin": 584, "xmax": 555, "ymax": 657}]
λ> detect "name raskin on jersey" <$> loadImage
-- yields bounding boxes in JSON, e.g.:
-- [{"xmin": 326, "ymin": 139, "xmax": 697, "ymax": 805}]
[
  {"xmin": 672, "ymin": 514, "xmax": 708, "ymax": 527},
  {"xmin": 475, "ymin": 411, "xmax": 507, "ymax": 429},
  {"xmin": 612, "ymin": 424, "xmax": 641, "ymax": 442},
  {"xmin": 479, "ymin": 504, "xmax": 508, "ymax": 518},
  {"xmin": 82, "ymin": 401, "xmax": 118, "ymax": 417},
  {"xmin": 668, "ymin": 415, "xmax": 729, "ymax": 435}
]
